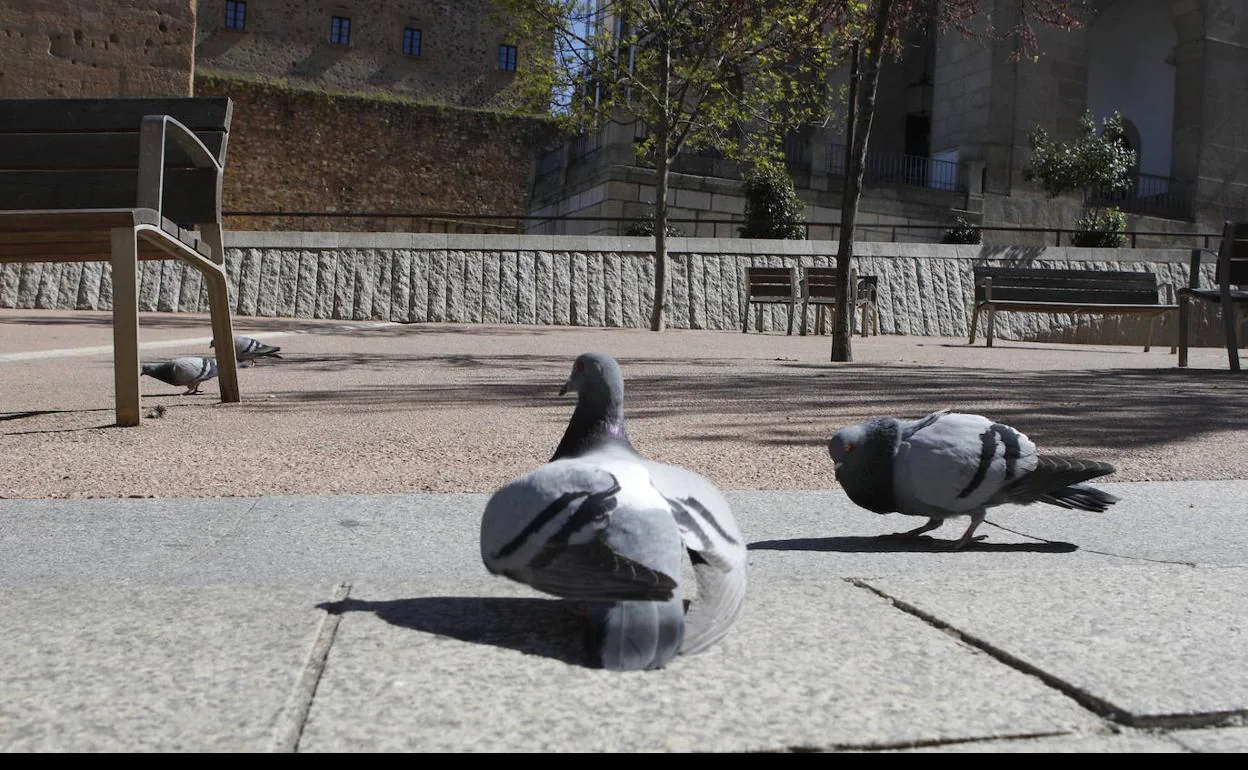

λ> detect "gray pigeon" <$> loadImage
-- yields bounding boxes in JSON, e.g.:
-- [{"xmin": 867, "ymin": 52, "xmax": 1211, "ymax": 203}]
[
  {"xmin": 480, "ymin": 352, "xmax": 748, "ymax": 671},
  {"xmin": 211, "ymin": 335, "xmax": 282, "ymax": 366},
  {"xmin": 828, "ymin": 410, "xmax": 1118, "ymax": 549},
  {"xmin": 141, "ymin": 356, "xmax": 219, "ymax": 395}
]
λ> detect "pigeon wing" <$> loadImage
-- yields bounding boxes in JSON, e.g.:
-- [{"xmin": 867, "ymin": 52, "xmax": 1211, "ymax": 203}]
[
  {"xmin": 481, "ymin": 456, "xmax": 681, "ymax": 602},
  {"xmin": 894, "ymin": 412, "xmax": 1038, "ymax": 513}
]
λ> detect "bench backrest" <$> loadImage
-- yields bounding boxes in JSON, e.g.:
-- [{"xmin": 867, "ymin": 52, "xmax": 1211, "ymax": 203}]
[
  {"xmin": 973, "ymin": 266, "xmax": 1161, "ymax": 305},
  {"xmin": 1217, "ymin": 221, "xmax": 1248, "ymax": 287},
  {"xmin": 745, "ymin": 266, "xmax": 797, "ymax": 299},
  {"xmin": 0, "ymin": 98, "xmax": 232, "ymax": 227},
  {"xmin": 802, "ymin": 267, "xmax": 876, "ymax": 303}
]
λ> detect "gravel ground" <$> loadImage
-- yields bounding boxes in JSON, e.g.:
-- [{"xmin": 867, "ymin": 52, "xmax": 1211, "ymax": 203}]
[{"xmin": 2, "ymin": 308, "xmax": 1246, "ymax": 500}]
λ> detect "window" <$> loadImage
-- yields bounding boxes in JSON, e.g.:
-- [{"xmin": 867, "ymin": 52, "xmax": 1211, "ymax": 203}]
[
  {"xmin": 330, "ymin": 15, "xmax": 350, "ymax": 46},
  {"xmin": 402, "ymin": 27, "xmax": 421, "ymax": 57},
  {"xmin": 498, "ymin": 43, "xmax": 517, "ymax": 72},
  {"xmin": 225, "ymin": 0, "xmax": 246, "ymax": 30}
]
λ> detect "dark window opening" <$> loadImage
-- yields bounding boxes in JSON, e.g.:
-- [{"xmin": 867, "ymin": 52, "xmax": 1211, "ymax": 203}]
[
  {"xmin": 330, "ymin": 16, "xmax": 350, "ymax": 46},
  {"xmin": 498, "ymin": 44, "xmax": 517, "ymax": 72},
  {"xmin": 403, "ymin": 27, "xmax": 421, "ymax": 57},
  {"xmin": 225, "ymin": 1, "xmax": 246, "ymax": 30}
]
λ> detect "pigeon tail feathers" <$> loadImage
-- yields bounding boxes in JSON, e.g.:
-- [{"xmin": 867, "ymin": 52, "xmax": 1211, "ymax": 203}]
[{"xmin": 1039, "ymin": 483, "xmax": 1119, "ymax": 512}]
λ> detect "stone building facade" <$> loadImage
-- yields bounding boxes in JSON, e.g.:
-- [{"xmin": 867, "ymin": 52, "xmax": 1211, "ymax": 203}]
[
  {"xmin": 530, "ymin": 0, "xmax": 1248, "ymax": 247},
  {"xmin": 194, "ymin": 0, "xmax": 529, "ymax": 108}
]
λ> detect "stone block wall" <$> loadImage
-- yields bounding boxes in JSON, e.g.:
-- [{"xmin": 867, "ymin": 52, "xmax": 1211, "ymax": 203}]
[
  {"xmin": 0, "ymin": 234, "xmax": 1233, "ymax": 349},
  {"xmin": 194, "ymin": 73, "xmax": 557, "ymax": 232}
]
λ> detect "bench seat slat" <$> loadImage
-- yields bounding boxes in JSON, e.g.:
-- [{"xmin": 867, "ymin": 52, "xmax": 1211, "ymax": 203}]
[
  {"xmin": 0, "ymin": 132, "xmax": 227, "ymax": 170},
  {"xmin": 981, "ymin": 288, "xmax": 1162, "ymax": 305}
]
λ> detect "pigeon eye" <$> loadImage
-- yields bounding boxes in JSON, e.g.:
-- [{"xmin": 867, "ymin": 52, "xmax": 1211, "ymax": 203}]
[
  {"xmin": 574, "ymin": 362, "xmax": 584, "ymax": 373},
  {"xmin": 845, "ymin": 443, "xmax": 856, "ymax": 454}
]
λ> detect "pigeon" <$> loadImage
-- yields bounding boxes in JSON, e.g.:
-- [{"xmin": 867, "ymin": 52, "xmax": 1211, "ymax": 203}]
[
  {"xmin": 828, "ymin": 410, "xmax": 1118, "ymax": 550},
  {"xmin": 211, "ymin": 335, "xmax": 282, "ymax": 366},
  {"xmin": 140, "ymin": 356, "xmax": 219, "ymax": 395},
  {"xmin": 480, "ymin": 352, "xmax": 748, "ymax": 671}
]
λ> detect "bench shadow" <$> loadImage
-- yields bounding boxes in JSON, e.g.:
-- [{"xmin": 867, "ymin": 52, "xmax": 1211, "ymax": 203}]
[
  {"xmin": 320, "ymin": 595, "xmax": 592, "ymax": 667},
  {"xmin": 748, "ymin": 536, "xmax": 1078, "ymax": 553}
]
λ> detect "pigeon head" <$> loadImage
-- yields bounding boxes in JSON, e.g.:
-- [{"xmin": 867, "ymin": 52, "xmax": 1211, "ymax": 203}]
[
  {"xmin": 551, "ymin": 353, "xmax": 632, "ymax": 460},
  {"xmin": 828, "ymin": 418, "xmax": 900, "ymax": 514},
  {"xmin": 559, "ymin": 352, "xmax": 624, "ymax": 401}
]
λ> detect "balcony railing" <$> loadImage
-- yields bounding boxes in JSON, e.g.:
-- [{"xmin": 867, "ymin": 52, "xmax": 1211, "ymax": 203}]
[
  {"xmin": 826, "ymin": 145, "xmax": 965, "ymax": 193},
  {"xmin": 1086, "ymin": 171, "xmax": 1195, "ymax": 222}
]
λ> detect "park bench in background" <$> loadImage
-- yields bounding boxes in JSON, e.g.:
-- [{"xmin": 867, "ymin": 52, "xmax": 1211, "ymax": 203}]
[
  {"xmin": 0, "ymin": 98, "xmax": 241, "ymax": 426},
  {"xmin": 799, "ymin": 266, "xmax": 880, "ymax": 337},
  {"xmin": 968, "ymin": 265, "xmax": 1178, "ymax": 351},
  {"xmin": 742, "ymin": 265, "xmax": 799, "ymax": 334},
  {"xmin": 1178, "ymin": 221, "xmax": 1248, "ymax": 370}
]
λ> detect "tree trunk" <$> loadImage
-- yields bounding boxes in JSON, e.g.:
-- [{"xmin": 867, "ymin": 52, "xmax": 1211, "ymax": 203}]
[
  {"xmin": 831, "ymin": 0, "xmax": 894, "ymax": 362},
  {"xmin": 649, "ymin": 22, "xmax": 672, "ymax": 332}
]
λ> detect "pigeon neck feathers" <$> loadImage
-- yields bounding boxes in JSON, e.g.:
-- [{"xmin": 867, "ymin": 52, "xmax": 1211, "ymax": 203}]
[
  {"xmin": 551, "ymin": 355, "xmax": 635, "ymax": 460},
  {"xmin": 836, "ymin": 417, "xmax": 899, "ymax": 514}
]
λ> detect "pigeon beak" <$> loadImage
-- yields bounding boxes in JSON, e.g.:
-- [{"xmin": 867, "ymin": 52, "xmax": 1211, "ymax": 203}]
[{"xmin": 558, "ymin": 381, "xmax": 570, "ymax": 396}]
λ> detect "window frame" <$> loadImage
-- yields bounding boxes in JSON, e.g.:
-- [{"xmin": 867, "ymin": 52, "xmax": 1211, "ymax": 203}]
[
  {"xmin": 224, "ymin": 0, "xmax": 246, "ymax": 31},
  {"xmin": 402, "ymin": 26, "xmax": 422, "ymax": 58},
  {"xmin": 330, "ymin": 15, "xmax": 351, "ymax": 46},
  {"xmin": 498, "ymin": 43, "xmax": 518, "ymax": 72}
]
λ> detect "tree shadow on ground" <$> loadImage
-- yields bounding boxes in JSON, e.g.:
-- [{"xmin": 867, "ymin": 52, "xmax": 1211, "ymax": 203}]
[{"xmin": 321, "ymin": 595, "xmax": 592, "ymax": 667}]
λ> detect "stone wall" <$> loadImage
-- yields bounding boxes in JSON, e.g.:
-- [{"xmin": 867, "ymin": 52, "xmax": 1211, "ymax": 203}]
[
  {"xmin": 194, "ymin": 73, "xmax": 557, "ymax": 232},
  {"xmin": 0, "ymin": 0, "xmax": 196, "ymax": 97},
  {"xmin": 194, "ymin": 0, "xmax": 530, "ymax": 109},
  {"xmin": 0, "ymin": 234, "xmax": 1232, "ymax": 348}
]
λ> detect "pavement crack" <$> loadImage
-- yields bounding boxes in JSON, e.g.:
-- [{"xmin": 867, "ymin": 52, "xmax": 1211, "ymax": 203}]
[{"xmin": 271, "ymin": 581, "xmax": 352, "ymax": 753}]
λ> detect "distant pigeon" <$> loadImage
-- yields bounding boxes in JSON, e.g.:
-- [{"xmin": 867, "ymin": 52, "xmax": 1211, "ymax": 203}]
[
  {"xmin": 141, "ymin": 356, "xmax": 219, "ymax": 395},
  {"xmin": 211, "ymin": 335, "xmax": 282, "ymax": 366},
  {"xmin": 481, "ymin": 352, "xmax": 748, "ymax": 671},
  {"xmin": 828, "ymin": 410, "xmax": 1118, "ymax": 549}
]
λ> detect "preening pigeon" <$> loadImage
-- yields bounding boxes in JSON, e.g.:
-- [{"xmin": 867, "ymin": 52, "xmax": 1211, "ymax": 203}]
[
  {"xmin": 211, "ymin": 335, "xmax": 282, "ymax": 366},
  {"xmin": 480, "ymin": 352, "xmax": 748, "ymax": 671},
  {"xmin": 828, "ymin": 410, "xmax": 1118, "ymax": 550},
  {"xmin": 141, "ymin": 356, "xmax": 219, "ymax": 395}
]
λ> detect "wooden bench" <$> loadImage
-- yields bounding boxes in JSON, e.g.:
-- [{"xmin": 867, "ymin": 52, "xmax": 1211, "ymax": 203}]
[
  {"xmin": 0, "ymin": 98, "xmax": 241, "ymax": 426},
  {"xmin": 968, "ymin": 266, "xmax": 1178, "ymax": 350},
  {"xmin": 742, "ymin": 266, "xmax": 799, "ymax": 334},
  {"xmin": 799, "ymin": 266, "xmax": 880, "ymax": 337},
  {"xmin": 1178, "ymin": 221, "xmax": 1248, "ymax": 370}
]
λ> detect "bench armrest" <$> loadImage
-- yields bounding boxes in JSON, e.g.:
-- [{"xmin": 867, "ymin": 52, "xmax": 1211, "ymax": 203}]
[
  {"xmin": 137, "ymin": 114, "xmax": 224, "ymax": 225},
  {"xmin": 1188, "ymin": 247, "xmax": 1218, "ymax": 290}
]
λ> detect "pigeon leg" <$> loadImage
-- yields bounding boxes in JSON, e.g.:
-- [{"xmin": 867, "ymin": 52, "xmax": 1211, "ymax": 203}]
[
  {"xmin": 184, "ymin": 385, "xmax": 200, "ymax": 395},
  {"xmin": 947, "ymin": 510, "xmax": 989, "ymax": 550},
  {"xmin": 884, "ymin": 517, "xmax": 943, "ymax": 539}
]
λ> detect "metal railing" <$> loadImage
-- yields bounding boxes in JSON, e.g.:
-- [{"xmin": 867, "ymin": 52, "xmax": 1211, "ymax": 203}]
[
  {"xmin": 1086, "ymin": 171, "xmax": 1195, "ymax": 221},
  {"xmin": 826, "ymin": 145, "xmax": 965, "ymax": 193},
  {"xmin": 222, "ymin": 209, "xmax": 1224, "ymax": 248}
]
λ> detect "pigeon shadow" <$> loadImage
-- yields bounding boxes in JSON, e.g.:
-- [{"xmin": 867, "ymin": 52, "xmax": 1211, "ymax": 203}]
[
  {"xmin": 319, "ymin": 595, "xmax": 593, "ymax": 667},
  {"xmin": 748, "ymin": 536, "xmax": 1079, "ymax": 553}
]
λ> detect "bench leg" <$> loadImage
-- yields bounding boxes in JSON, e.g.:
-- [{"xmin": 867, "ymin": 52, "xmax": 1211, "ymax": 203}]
[
  {"xmin": 200, "ymin": 224, "xmax": 241, "ymax": 404},
  {"xmin": 968, "ymin": 307, "xmax": 980, "ymax": 345},
  {"xmin": 1144, "ymin": 315, "xmax": 1155, "ymax": 353},
  {"xmin": 799, "ymin": 299, "xmax": 809, "ymax": 336},
  {"xmin": 786, "ymin": 300, "xmax": 795, "ymax": 335},
  {"xmin": 1178, "ymin": 296, "xmax": 1190, "ymax": 367},
  {"xmin": 1225, "ymin": 302, "xmax": 1241, "ymax": 371},
  {"xmin": 742, "ymin": 301, "xmax": 749, "ymax": 333},
  {"xmin": 110, "ymin": 228, "xmax": 141, "ymax": 427},
  {"xmin": 985, "ymin": 307, "xmax": 996, "ymax": 348}
]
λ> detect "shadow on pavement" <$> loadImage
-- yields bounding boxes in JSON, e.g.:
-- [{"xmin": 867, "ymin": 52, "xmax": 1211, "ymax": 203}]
[
  {"xmin": 748, "ymin": 536, "xmax": 1079, "ymax": 553},
  {"xmin": 321, "ymin": 595, "xmax": 592, "ymax": 667}
]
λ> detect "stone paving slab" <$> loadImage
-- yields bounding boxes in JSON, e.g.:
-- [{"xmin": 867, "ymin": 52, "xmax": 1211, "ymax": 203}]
[
  {"xmin": 0, "ymin": 584, "xmax": 335, "ymax": 752},
  {"xmin": 861, "ymin": 566, "xmax": 1248, "ymax": 727},
  {"xmin": 298, "ymin": 579, "xmax": 1107, "ymax": 753}
]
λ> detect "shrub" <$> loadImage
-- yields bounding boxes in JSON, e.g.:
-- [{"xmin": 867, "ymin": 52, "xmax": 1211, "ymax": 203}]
[
  {"xmin": 624, "ymin": 211, "xmax": 686, "ymax": 237},
  {"xmin": 1071, "ymin": 206, "xmax": 1127, "ymax": 248},
  {"xmin": 941, "ymin": 215, "xmax": 982, "ymax": 244},
  {"xmin": 738, "ymin": 164, "xmax": 807, "ymax": 239}
]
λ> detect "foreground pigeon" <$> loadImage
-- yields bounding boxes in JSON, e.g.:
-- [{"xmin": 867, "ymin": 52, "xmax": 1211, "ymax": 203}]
[
  {"xmin": 141, "ymin": 356, "xmax": 219, "ymax": 395},
  {"xmin": 211, "ymin": 335, "xmax": 282, "ymax": 366},
  {"xmin": 828, "ymin": 410, "xmax": 1118, "ymax": 549},
  {"xmin": 481, "ymin": 353, "xmax": 747, "ymax": 671}
]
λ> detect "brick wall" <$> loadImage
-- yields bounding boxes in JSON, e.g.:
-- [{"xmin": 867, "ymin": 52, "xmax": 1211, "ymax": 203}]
[{"xmin": 195, "ymin": 72, "xmax": 558, "ymax": 231}]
